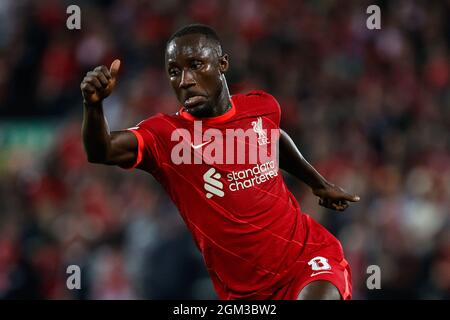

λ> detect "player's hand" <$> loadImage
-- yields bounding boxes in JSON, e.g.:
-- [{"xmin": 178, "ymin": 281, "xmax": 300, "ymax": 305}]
[
  {"xmin": 312, "ymin": 182, "xmax": 360, "ymax": 212},
  {"xmin": 81, "ymin": 59, "xmax": 121, "ymax": 105}
]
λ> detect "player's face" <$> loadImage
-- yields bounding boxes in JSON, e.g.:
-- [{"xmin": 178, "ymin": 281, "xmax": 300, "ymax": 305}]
[{"xmin": 166, "ymin": 34, "xmax": 228, "ymax": 117}]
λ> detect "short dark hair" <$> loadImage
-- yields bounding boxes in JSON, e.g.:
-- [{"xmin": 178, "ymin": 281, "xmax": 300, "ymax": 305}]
[{"xmin": 167, "ymin": 24, "xmax": 223, "ymax": 55}]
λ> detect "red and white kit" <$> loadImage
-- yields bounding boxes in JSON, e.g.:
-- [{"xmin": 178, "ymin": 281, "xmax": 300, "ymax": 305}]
[{"xmin": 127, "ymin": 90, "xmax": 352, "ymax": 300}]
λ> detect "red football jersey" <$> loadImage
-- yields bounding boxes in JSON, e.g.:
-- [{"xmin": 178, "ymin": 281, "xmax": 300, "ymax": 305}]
[{"xmin": 126, "ymin": 90, "xmax": 350, "ymax": 299}]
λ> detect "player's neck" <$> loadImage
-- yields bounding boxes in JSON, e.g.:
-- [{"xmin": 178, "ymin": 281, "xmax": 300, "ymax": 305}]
[{"xmin": 210, "ymin": 77, "xmax": 231, "ymax": 117}]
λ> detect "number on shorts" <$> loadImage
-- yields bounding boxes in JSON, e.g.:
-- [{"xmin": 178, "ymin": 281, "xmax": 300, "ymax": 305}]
[{"xmin": 308, "ymin": 256, "xmax": 331, "ymax": 271}]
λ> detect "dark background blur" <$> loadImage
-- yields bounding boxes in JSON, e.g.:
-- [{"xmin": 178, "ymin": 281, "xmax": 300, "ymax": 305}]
[{"xmin": 0, "ymin": 0, "xmax": 449, "ymax": 299}]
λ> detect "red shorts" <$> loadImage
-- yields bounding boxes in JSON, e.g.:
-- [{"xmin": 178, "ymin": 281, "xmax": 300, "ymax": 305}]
[{"xmin": 269, "ymin": 214, "xmax": 352, "ymax": 300}]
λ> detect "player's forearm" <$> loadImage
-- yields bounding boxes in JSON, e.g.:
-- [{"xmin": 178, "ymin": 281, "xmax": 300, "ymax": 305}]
[
  {"xmin": 279, "ymin": 130, "xmax": 329, "ymax": 190},
  {"xmin": 82, "ymin": 101, "xmax": 112, "ymax": 163}
]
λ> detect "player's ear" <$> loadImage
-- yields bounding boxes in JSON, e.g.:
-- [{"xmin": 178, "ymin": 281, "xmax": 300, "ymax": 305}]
[{"xmin": 219, "ymin": 54, "xmax": 229, "ymax": 73}]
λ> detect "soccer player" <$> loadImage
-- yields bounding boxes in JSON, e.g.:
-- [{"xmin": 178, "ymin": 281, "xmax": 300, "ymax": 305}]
[{"xmin": 80, "ymin": 24, "xmax": 360, "ymax": 300}]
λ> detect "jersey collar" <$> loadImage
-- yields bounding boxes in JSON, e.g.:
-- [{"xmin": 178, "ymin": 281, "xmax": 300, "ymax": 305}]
[{"xmin": 178, "ymin": 97, "xmax": 236, "ymax": 124}]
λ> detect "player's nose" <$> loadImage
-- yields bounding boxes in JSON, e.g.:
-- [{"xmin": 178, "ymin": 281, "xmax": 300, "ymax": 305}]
[{"xmin": 179, "ymin": 69, "xmax": 195, "ymax": 89}]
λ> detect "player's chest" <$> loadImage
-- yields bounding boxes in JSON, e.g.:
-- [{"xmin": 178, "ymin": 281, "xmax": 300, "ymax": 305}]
[
  {"xmin": 165, "ymin": 116, "xmax": 279, "ymax": 166},
  {"xmin": 159, "ymin": 116, "xmax": 280, "ymax": 200}
]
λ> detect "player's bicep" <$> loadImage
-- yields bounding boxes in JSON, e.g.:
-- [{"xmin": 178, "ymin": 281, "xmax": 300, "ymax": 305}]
[
  {"xmin": 279, "ymin": 129, "xmax": 302, "ymax": 172},
  {"xmin": 105, "ymin": 130, "xmax": 139, "ymax": 168},
  {"xmin": 279, "ymin": 129, "xmax": 291, "ymax": 158}
]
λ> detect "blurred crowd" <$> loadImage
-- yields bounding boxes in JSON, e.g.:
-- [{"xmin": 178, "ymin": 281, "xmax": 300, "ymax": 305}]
[{"xmin": 0, "ymin": 0, "xmax": 449, "ymax": 299}]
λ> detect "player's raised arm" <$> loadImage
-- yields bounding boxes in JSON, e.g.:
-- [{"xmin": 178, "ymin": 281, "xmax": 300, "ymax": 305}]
[
  {"xmin": 279, "ymin": 129, "xmax": 360, "ymax": 211},
  {"xmin": 81, "ymin": 60, "xmax": 138, "ymax": 168}
]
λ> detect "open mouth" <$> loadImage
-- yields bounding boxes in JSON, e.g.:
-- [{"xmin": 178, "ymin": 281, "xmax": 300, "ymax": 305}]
[{"xmin": 184, "ymin": 95, "xmax": 206, "ymax": 108}]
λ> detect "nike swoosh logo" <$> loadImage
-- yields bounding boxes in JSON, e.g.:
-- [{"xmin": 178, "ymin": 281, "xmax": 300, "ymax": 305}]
[
  {"xmin": 310, "ymin": 271, "xmax": 334, "ymax": 277},
  {"xmin": 191, "ymin": 140, "xmax": 212, "ymax": 149}
]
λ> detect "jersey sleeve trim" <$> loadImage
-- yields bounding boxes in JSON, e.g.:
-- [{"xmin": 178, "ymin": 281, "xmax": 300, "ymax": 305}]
[
  {"xmin": 126, "ymin": 128, "xmax": 144, "ymax": 169},
  {"xmin": 340, "ymin": 259, "xmax": 351, "ymax": 300}
]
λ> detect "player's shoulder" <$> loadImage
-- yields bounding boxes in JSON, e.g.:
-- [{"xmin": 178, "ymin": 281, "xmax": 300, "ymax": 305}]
[
  {"xmin": 233, "ymin": 90, "xmax": 281, "ymax": 114},
  {"xmin": 234, "ymin": 89, "xmax": 276, "ymax": 100},
  {"xmin": 136, "ymin": 112, "xmax": 178, "ymax": 125},
  {"xmin": 132, "ymin": 112, "xmax": 181, "ymax": 133}
]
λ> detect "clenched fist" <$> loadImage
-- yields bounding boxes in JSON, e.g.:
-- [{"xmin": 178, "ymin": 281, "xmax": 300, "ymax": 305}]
[{"xmin": 81, "ymin": 59, "xmax": 121, "ymax": 105}]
